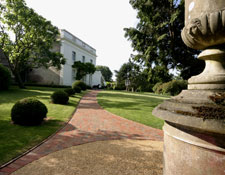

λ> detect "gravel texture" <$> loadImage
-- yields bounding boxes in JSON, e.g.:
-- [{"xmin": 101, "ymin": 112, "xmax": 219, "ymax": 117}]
[{"xmin": 12, "ymin": 139, "xmax": 163, "ymax": 175}]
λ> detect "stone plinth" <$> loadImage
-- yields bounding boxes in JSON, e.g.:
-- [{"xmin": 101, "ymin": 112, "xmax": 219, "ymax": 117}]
[
  {"xmin": 163, "ymin": 122, "xmax": 225, "ymax": 175},
  {"xmin": 153, "ymin": 90, "xmax": 225, "ymax": 175},
  {"xmin": 153, "ymin": 0, "xmax": 225, "ymax": 174}
]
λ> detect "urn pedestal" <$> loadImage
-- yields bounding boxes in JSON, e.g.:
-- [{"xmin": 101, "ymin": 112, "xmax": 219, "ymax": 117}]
[
  {"xmin": 153, "ymin": 1, "xmax": 225, "ymax": 173},
  {"xmin": 153, "ymin": 89, "xmax": 225, "ymax": 175}
]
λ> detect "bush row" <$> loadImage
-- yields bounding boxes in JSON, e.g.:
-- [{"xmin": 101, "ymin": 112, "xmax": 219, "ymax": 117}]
[
  {"xmin": 11, "ymin": 80, "xmax": 88, "ymax": 126},
  {"xmin": 153, "ymin": 80, "xmax": 187, "ymax": 96}
]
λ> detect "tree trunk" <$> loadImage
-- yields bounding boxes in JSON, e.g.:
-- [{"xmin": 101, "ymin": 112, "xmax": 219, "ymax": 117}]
[
  {"xmin": 1, "ymin": 51, "xmax": 25, "ymax": 89},
  {"xmin": 14, "ymin": 71, "xmax": 26, "ymax": 89}
]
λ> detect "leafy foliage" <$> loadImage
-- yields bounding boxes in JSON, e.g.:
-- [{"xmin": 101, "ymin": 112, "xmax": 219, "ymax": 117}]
[
  {"xmin": 72, "ymin": 81, "xmax": 87, "ymax": 91},
  {"xmin": 0, "ymin": 64, "xmax": 11, "ymax": 90},
  {"xmin": 153, "ymin": 80, "xmax": 187, "ymax": 95},
  {"xmin": 161, "ymin": 80, "xmax": 187, "ymax": 95},
  {"xmin": 72, "ymin": 61, "xmax": 96, "ymax": 80},
  {"xmin": 0, "ymin": 0, "xmax": 65, "ymax": 88},
  {"xmin": 124, "ymin": 0, "xmax": 204, "ymax": 80},
  {"xmin": 11, "ymin": 98, "xmax": 48, "ymax": 126},
  {"xmin": 115, "ymin": 61, "xmax": 162, "ymax": 92},
  {"xmin": 96, "ymin": 65, "xmax": 113, "ymax": 82},
  {"xmin": 64, "ymin": 88, "xmax": 75, "ymax": 96},
  {"xmin": 72, "ymin": 85, "xmax": 81, "ymax": 93},
  {"xmin": 153, "ymin": 82, "xmax": 163, "ymax": 94},
  {"xmin": 51, "ymin": 90, "xmax": 69, "ymax": 104}
]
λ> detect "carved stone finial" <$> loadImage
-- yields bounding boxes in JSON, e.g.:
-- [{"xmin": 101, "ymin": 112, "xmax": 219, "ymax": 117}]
[
  {"xmin": 182, "ymin": 0, "xmax": 225, "ymax": 50},
  {"xmin": 182, "ymin": 10, "xmax": 225, "ymax": 50}
]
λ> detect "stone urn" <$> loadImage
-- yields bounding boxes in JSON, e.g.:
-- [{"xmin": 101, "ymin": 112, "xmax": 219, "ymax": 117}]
[{"xmin": 153, "ymin": 0, "xmax": 225, "ymax": 174}]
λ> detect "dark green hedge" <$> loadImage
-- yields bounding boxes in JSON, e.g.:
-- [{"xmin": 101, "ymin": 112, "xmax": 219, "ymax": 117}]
[
  {"xmin": 72, "ymin": 81, "xmax": 87, "ymax": 91},
  {"xmin": 51, "ymin": 90, "xmax": 69, "ymax": 104},
  {"xmin": 0, "ymin": 64, "xmax": 11, "ymax": 90},
  {"xmin": 11, "ymin": 98, "xmax": 48, "ymax": 126}
]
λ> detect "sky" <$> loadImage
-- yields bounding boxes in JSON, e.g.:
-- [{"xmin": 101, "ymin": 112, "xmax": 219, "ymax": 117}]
[{"xmin": 25, "ymin": 0, "xmax": 138, "ymax": 79}]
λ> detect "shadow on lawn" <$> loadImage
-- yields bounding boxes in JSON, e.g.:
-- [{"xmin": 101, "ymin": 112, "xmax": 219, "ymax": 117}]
[
  {"xmin": 0, "ymin": 119, "xmax": 72, "ymax": 166},
  {"xmin": 98, "ymin": 92, "xmax": 165, "ymax": 103},
  {"xmin": 98, "ymin": 97, "xmax": 162, "ymax": 111},
  {"xmin": 0, "ymin": 89, "xmax": 52, "ymax": 104}
]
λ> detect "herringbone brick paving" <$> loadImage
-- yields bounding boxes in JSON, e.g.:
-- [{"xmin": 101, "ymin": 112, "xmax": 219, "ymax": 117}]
[{"xmin": 0, "ymin": 90, "xmax": 163, "ymax": 174}]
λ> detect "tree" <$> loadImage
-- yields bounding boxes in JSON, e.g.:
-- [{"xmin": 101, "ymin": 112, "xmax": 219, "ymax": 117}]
[
  {"xmin": 0, "ymin": 0, "xmax": 65, "ymax": 88},
  {"xmin": 96, "ymin": 65, "xmax": 113, "ymax": 82},
  {"xmin": 147, "ymin": 65, "xmax": 173, "ymax": 84},
  {"xmin": 115, "ymin": 61, "xmax": 147, "ymax": 91},
  {"xmin": 124, "ymin": 0, "xmax": 204, "ymax": 80},
  {"xmin": 72, "ymin": 61, "xmax": 96, "ymax": 80}
]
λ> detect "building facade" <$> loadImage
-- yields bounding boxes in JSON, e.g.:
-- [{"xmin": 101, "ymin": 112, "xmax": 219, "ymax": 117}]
[{"xmin": 29, "ymin": 29, "xmax": 104, "ymax": 87}]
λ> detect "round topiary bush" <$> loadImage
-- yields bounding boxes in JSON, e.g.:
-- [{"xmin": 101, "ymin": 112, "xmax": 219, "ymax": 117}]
[
  {"xmin": 11, "ymin": 98, "xmax": 48, "ymax": 126},
  {"xmin": 51, "ymin": 90, "xmax": 69, "ymax": 104},
  {"xmin": 64, "ymin": 88, "xmax": 75, "ymax": 96},
  {"xmin": 72, "ymin": 81, "xmax": 87, "ymax": 91},
  {"xmin": 0, "ymin": 64, "xmax": 11, "ymax": 90},
  {"xmin": 73, "ymin": 85, "xmax": 81, "ymax": 93}
]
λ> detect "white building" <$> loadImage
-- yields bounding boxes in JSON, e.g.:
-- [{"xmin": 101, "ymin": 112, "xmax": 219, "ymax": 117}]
[{"xmin": 29, "ymin": 29, "xmax": 104, "ymax": 87}]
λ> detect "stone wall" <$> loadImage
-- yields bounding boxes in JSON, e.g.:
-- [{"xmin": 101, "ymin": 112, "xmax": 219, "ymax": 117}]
[{"xmin": 28, "ymin": 67, "xmax": 61, "ymax": 85}]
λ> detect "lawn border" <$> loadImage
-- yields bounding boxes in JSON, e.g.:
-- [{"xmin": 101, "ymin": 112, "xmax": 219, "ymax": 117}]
[
  {"xmin": 0, "ymin": 92, "xmax": 85, "ymax": 169},
  {"xmin": 96, "ymin": 90, "xmax": 165, "ymax": 129}
]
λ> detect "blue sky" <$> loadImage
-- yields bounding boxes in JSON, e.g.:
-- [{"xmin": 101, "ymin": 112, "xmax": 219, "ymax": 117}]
[{"xmin": 25, "ymin": 0, "xmax": 138, "ymax": 79}]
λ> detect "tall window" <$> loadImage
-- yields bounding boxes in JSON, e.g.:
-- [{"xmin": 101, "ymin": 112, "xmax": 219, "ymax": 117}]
[
  {"xmin": 82, "ymin": 56, "xmax": 85, "ymax": 63},
  {"xmin": 72, "ymin": 51, "xmax": 76, "ymax": 61},
  {"xmin": 90, "ymin": 59, "xmax": 93, "ymax": 64}
]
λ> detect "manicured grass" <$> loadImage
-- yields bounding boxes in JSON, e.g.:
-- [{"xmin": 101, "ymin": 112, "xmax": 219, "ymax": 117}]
[
  {"xmin": 97, "ymin": 90, "xmax": 170, "ymax": 130},
  {"xmin": 0, "ymin": 86, "xmax": 86, "ymax": 165}
]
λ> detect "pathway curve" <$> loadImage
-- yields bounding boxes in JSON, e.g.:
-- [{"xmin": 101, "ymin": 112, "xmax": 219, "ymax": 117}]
[{"xmin": 0, "ymin": 90, "xmax": 163, "ymax": 175}]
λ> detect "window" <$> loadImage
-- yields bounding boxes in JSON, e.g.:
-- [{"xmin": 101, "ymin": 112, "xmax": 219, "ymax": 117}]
[
  {"xmin": 82, "ymin": 56, "xmax": 85, "ymax": 63},
  {"xmin": 72, "ymin": 51, "xmax": 76, "ymax": 61},
  {"xmin": 90, "ymin": 59, "xmax": 93, "ymax": 64}
]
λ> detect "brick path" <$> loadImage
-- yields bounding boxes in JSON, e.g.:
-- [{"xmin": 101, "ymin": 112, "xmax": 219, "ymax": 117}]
[{"xmin": 0, "ymin": 90, "xmax": 163, "ymax": 175}]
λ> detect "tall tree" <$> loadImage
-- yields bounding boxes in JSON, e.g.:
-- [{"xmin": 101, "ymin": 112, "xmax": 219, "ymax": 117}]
[
  {"xmin": 115, "ymin": 61, "xmax": 144, "ymax": 91},
  {"xmin": 0, "ymin": 0, "xmax": 65, "ymax": 88},
  {"xmin": 96, "ymin": 65, "xmax": 113, "ymax": 82},
  {"xmin": 124, "ymin": 0, "xmax": 204, "ymax": 80}
]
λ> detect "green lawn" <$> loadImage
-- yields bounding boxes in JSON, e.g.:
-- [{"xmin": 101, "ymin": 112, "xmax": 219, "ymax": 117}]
[
  {"xmin": 97, "ymin": 90, "xmax": 170, "ymax": 129},
  {"xmin": 0, "ymin": 86, "xmax": 86, "ymax": 165}
]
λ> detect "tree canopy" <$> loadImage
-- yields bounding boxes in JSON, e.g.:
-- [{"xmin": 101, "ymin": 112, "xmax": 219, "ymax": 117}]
[
  {"xmin": 124, "ymin": 0, "xmax": 204, "ymax": 80},
  {"xmin": 96, "ymin": 65, "xmax": 113, "ymax": 82},
  {"xmin": 115, "ymin": 60, "xmax": 173, "ymax": 91},
  {"xmin": 0, "ymin": 0, "xmax": 65, "ymax": 88},
  {"xmin": 72, "ymin": 61, "xmax": 96, "ymax": 80}
]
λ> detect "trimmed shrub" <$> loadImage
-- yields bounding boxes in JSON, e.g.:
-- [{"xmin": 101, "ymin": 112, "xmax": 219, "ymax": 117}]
[
  {"xmin": 11, "ymin": 98, "xmax": 48, "ymax": 126},
  {"xmin": 0, "ymin": 64, "xmax": 11, "ymax": 90},
  {"xmin": 73, "ymin": 86, "xmax": 81, "ymax": 93},
  {"xmin": 86, "ymin": 85, "xmax": 92, "ymax": 89},
  {"xmin": 72, "ymin": 81, "xmax": 87, "ymax": 91},
  {"xmin": 64, "ymin": 88, "xmax": 75, "ymax": 96},
  {"xmin": 51, "ymin": 90, "xmax": 69, "ymax": 104},
  {"xmin": 161, "ymin": 80, "xmax": 187, "ymax": 96},
  {"xmin": 153, "ymin": 82, "xmax": 163, "ymax": 94},
  {"xmin": 107, "ymin": 87, "xmax": 113, "ymax": 90},
  {"xmin": 138, "ymin": 83, "xmax": 154, "ymax": 92},
  {"xmin": 114, "ymin": 86, "xmax": 125, "ymax": 90}
]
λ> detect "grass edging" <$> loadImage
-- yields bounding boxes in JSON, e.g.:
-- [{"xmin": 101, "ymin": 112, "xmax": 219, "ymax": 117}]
[{"xmin": 0, "ymin": 92, "xmax": 86, "ymax": 169}]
